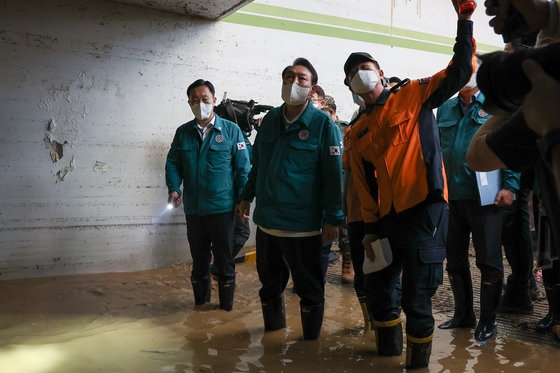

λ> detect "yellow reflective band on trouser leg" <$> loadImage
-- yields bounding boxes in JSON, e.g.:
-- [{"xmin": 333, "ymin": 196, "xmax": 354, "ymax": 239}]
[
  {"xmin": 373, "ymin": 318, "xmax": 402, "ymax": 328},
  {"xmin": 406, "ymin": 333, "xmax": 434, "ymax": 344}
]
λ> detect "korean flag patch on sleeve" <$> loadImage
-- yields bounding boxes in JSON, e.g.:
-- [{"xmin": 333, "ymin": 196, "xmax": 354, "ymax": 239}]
[
  {"xmin": 330, "ymin": 145, "xmax": 341, "ymax": 156},
  {"xmin": 237, "ymin": 142, "xmax": 246, "ymax": 150}
]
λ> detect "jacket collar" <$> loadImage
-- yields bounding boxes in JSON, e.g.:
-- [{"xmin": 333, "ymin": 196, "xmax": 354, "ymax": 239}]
[
  {"xmin": 281, "ymin": 100, "xmax": 318, "ymax": 129},
  {"xmin": 365, "ymin": 89, "xmax": 391, "ymax": 115},
  {"xmin": 458, "ymin": 90, "xmax": 485, "ymax": 106},
  {"xmin": 188, "ymin": 113, "xmax": 224, "ymax": 132}
]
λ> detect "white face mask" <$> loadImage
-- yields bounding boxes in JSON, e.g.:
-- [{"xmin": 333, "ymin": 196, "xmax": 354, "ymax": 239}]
[
  {"xmin": 463, "ymin": 72, "xmax": 477, "ymax": 90},
  {"xmin": 352, "ymin": 93, "xmax": 364, "ymax": 105},
  {"xmin": 281, "ymin": 83, "xmax": 311, "ymax": 105},
  {"xmin": 350, "ymin": 69, "xmax": 379, "ymax": 94},
  {"xmin": 191, "ymin": 102, "xmax": 213, "ymax": 121}
]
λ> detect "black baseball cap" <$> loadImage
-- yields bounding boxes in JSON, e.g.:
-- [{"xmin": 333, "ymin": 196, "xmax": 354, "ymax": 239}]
[{"xmin": 343, "ymin": 52, "xmax": 378, "ymax": 85}]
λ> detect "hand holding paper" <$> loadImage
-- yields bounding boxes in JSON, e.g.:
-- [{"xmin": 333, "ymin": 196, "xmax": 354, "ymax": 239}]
[{"xmin": 362, "ymin": 238, "xmax": 393, "ymax": 274}]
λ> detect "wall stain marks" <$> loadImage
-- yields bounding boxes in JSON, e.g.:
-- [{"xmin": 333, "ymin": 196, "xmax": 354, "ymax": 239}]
[
  {"xmin": 93, "ymin": 161, "xmax": 108, "ymax": 173},
  {"xmin": 0, "ymin": 30, "xmax": 18, "ymax": 48},
  {"xmin": 77, "ymin": 70, "xmax": 94, "ymax": 90},
  {"xmin": 76, "ymin": 70, "xmax": 121, "ymax": 96},
  {"xmin": 24, "ymin": 32, "xmax": 58, "ymax": 50}
]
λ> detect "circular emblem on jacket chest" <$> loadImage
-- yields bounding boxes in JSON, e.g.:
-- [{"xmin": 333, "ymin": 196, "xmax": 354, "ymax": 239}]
[
  {"xmin": 478, "ymin": 109, "xmax": 489, "ymax": 118},
  {"xmin": 215, "ymin": 135, "xmax": 224, "ymax": 143},
  {"xmin": 298, "ymin": 130, "xmax": 309, "ymax": 140}
]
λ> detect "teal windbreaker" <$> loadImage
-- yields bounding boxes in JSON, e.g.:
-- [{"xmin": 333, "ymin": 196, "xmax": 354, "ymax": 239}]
[
  {"xmin": 165, "ymin": 114, "xmax": 251, "ymax": 216},
  {"xmin": 437, "ymin": 92, "xmax": 520, "ymax": 200},
  {"xmin": 241, "ymin": 102, "xmax": 345, "ymax": 231}
]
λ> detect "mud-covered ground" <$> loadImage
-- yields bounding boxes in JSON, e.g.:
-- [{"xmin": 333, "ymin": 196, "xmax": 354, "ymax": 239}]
[{"xmin": 1, "ymin": 251, "xmax": 559, "ymax": 373}]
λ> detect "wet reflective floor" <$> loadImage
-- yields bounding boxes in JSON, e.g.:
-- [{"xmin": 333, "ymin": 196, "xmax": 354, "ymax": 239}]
[{"xmin": 1, "ymin": 254, "xmax": 559, "ymax": 372}]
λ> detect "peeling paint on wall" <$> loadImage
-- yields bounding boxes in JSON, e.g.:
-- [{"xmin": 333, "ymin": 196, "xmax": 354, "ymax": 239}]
[
  {"xmin": 48, "ymin": 118, "xmax": 57, "ymax": 131},
  {"xmin": 44, "ymin": 119, "xmax": 68, "ymax": 163},
  {"xmin": 44, "ymin": 135, "xmax": 65, "ymax": 163},
  {"xmin": 56, "ymin": 155, "xmax": 75, "ymax": 182}
]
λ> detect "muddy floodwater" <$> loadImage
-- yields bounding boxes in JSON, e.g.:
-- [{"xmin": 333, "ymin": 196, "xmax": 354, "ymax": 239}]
[{"xmin": 1, "ymin": 258, "xmax": 559, "ymax": 372}]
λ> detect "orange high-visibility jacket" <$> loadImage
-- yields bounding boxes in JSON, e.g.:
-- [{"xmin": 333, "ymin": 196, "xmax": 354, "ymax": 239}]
[
  {"xmin": 349, "ymin": 21, "xmax": 476, "ymax": 233},
  {"xmin": 343, "ymin": 114, "xmax": 378, "ymax": 224}
]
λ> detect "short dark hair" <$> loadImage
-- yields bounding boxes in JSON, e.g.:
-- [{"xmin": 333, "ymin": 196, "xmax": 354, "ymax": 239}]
[
  {"xmin": 282, "ymin": 57, "xmax": 318, "ymax": 85},
  {"xmin": 187, "ymin": 79, "xmax": 215, "ymax": 98},
  {"xmin": 315, "ymin": 85, "xmax": 325, "ymax": 99},
  {"xmin": 389, "ymin": 76, "xmax": 401, "ymax": 84},
  {"xmin": 281, "ymin": 65, "xmax": 291, "ymax": 80}
]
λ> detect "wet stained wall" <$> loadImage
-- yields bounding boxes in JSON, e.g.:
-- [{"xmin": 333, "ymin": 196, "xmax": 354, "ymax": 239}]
[{"xmin": 0, "ymin": 0, "xmax": 503, "ymax": 280}]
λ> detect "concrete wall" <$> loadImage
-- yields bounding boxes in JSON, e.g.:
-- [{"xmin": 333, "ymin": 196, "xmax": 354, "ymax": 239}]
[{"xmin": 0, "ymin": 0, "xmax": 502, "ymax": 279}]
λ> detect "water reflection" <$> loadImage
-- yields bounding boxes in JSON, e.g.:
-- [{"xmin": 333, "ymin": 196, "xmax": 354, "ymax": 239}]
[
  {"xmin": 1, "ymin": 261, "xmax": 558, "ymax": 372},
  {"xmin": 433, "ymin": 326, "xmax": 559, "ymax": 372},
  {"xmin": 181, "ymin": 305, "xmax": 253, "ymax": 372}
]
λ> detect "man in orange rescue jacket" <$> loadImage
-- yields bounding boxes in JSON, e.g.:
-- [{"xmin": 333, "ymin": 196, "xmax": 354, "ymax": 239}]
[{"xmin": 344, "ymin": 0, "xmax": 477, "ymax": 369}]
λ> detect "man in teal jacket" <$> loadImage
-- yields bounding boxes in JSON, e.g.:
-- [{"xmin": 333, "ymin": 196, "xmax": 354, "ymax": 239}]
[
  {"xmin": 166, "ymin": 79, "xmax": 250, "ymax": 311},
  {"xmin": 237, "ymin": 58, "xmax": 344, "ymax": 340},
  {"xmin": 437, "ymin": 57, "xmax": 520, "ymax": 341}
]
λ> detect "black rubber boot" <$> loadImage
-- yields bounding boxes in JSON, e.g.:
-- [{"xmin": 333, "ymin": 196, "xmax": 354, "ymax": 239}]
[
  {"xmin": 191, "ymin": 277, "xmax": 211, "ymax": 306},
  {"xmin": 301, "ymin": 303, "xmax": 324, "ymax": 340},
  {"xmin": 406, "ymin": 336, "xmax": 432, "ymax": 370},
  {"xmin": 474, "ymin": 280, "xmax": 502, "ymax": 341},
  {"xmin": 262, "ymin": 295, "xmax": 286, "ymax": 331},
  {"xmin": 536, "ymin": 284, "xmax": 555, "ymax": 333},
  {"xmin": 498, "ymin": 274, "xmax": 534, "ymax": 315},
  {"xmin": 218, "ymin": 280, "xmax": 235, "ymax": 311},
  {"xmin": 438, "ymin": 272, "xmax": 476, "ymax": 329},
  {"xmin": 374, "ymin": 319, "xmax": 403, "ymax": 356}
]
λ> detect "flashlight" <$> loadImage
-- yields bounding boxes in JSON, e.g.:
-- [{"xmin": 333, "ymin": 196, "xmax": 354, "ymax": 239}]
[
  {"xmin": 459, "ymin": 1, "xmax": 475, "ymax": 15},
  {"xmin": 167, "ymin": 203, "xmax": 174, "ymax": 210}
]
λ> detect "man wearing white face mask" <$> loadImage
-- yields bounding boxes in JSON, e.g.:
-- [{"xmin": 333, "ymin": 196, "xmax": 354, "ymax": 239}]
[
  {"xmin": 437, "ymin": 55, "xmax": 520, "ymax": 341},
  {"xmin": 309, "ymin": 85, "xmax": 326, "ymax": 109},
  {"xmin": 237, "ymin": 57, "xmax": 344, "ymax": 340},
  {"xmin": 344, "ymin": 0, "xmax": 478, "ymax": 369},
  {"xmin": 165, "ymin": 79, "xmax": 250, "ymax": 311}
]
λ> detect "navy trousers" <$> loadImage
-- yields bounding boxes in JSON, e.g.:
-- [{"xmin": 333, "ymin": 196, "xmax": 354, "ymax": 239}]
[
  {"xmin": 186, "ymin": 211, "xmax": 235, "ymax": 283},
  {"xmin": 256, "ymin": 228, "xmax": 324, "ymax": 307},
  {"xmin": 446, "ymin": 200, "xmax": 504, "ymax": 283},
  {"xmin": 365, "ymin": 201, "xmax": 448, "ymax": 339}
]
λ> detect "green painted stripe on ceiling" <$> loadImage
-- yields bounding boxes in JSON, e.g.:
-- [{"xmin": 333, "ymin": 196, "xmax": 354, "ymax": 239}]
[
  {"xmin": 222, "ymin": 3, "xmax": 501, "ymax": 53},
  {"xmin": 224, "ymin": 13, "xmax": 453, "ymax": 55},
  {"xmin": 242, "ymin": 3, "xmax": 455, "ymax": 44}
]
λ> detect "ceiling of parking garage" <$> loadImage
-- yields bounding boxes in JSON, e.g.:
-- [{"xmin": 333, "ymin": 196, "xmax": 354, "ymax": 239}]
[{"xmin": 108, "ymin": 0, "xmax": 253, "ymax": 20}]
